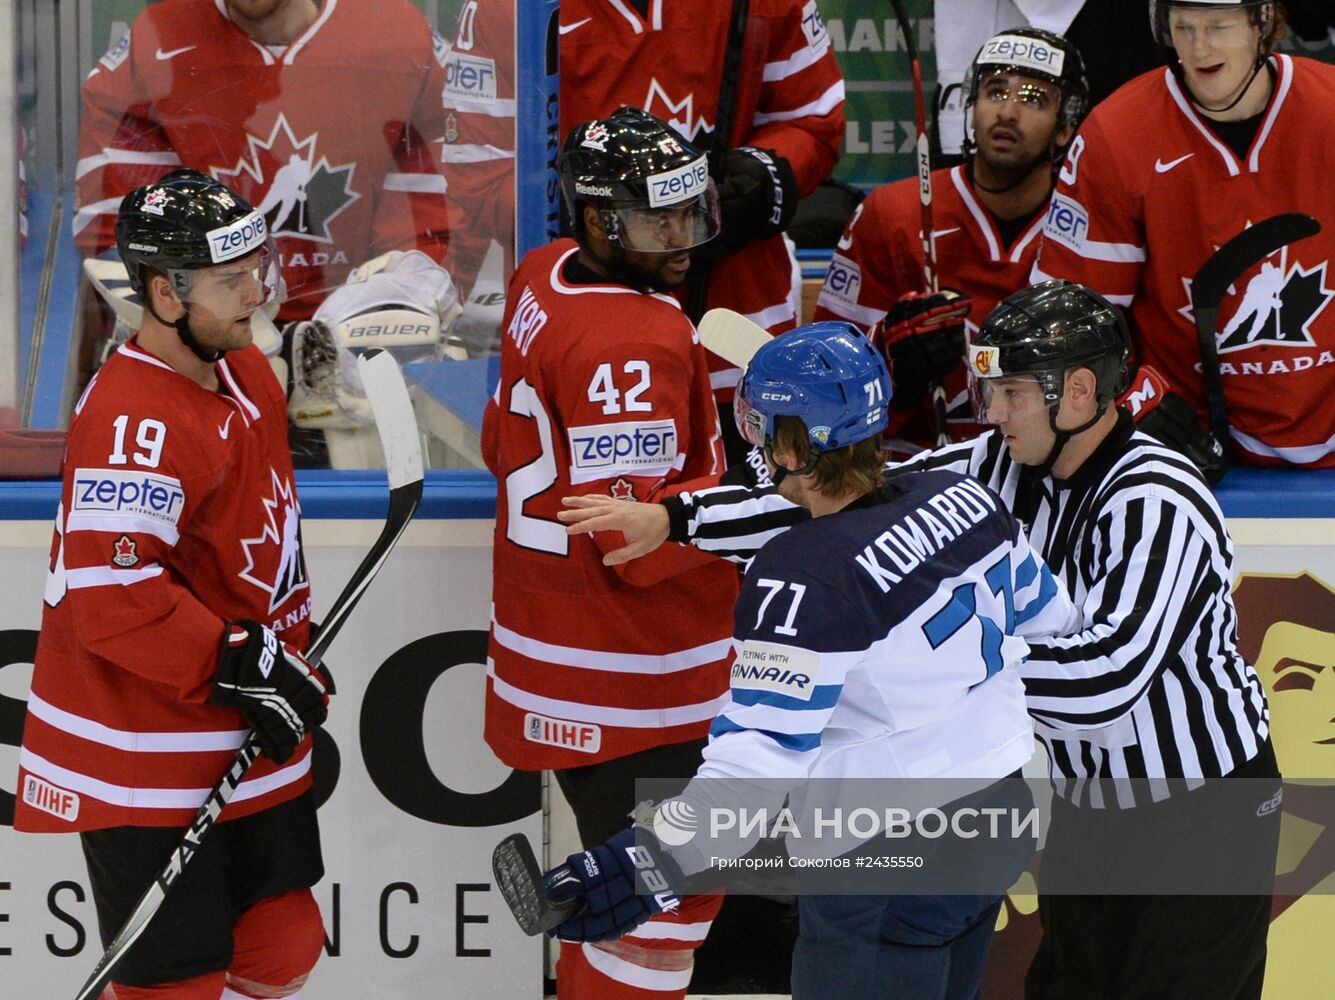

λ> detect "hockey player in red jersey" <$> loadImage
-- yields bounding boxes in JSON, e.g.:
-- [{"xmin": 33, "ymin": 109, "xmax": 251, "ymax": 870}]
[
  {"xmin": 76, "ymin": 0, "xmax": 451, "ymax": 322},
  {"xmin": 484, "ymin": 108, "xmax": 738, "ymax": 998},
  {"xmin": 813, "ymin": 28, "xmax": 1089, "ymax": 455},
  {"xmin": 1034, "ymin": 0, "xmax": 1335, "ymax": 468},
  {"xmin": 443, "ymin": 0, "xmax": 844, "ymax": 399},
  {"xmin": 16, "ymin": 171, "xmax": 331, "ymax": 999}
]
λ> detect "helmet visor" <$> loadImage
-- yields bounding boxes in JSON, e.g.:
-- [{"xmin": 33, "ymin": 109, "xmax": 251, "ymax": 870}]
[
  {"xmin": 167, "ymin": 238, "xmax": 279, "ymax": 323},
  {"xmin": 604, "ymin": 185, "xmax": 722, "ymax": 253},
  {"xmin": 968, "ymin": 372, "xmax": 1048, "ymax": 423}
]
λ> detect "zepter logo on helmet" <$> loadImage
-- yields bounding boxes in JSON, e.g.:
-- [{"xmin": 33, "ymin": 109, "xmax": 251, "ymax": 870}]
[
  {"xmin": 961, "ymin": 27, "xmax": 1090, "ymax": 161},
  {"xmin": 558, "ymin": 107, "xmax": 721, "ymax": 254}
]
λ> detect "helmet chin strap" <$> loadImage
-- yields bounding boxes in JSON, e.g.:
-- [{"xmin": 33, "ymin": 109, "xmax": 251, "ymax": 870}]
[
  {"xmin": 763, "ymin": 443, "xmax": 821, "ymax": 487},
  {"xmin": 145, "ymin": 299, "xmax": 226, "ymax": 364},
  {"xmin": 1037, "ymin": 403, "xmax": 1106, "ymax": 475},
  {"xmin": 1179, "ymin": 51, "xmax": 1270, "ymax": 117}
]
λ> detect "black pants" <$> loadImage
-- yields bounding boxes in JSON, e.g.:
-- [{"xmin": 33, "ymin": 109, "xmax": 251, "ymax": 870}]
[{"xmin": 1026, "ymin": 741, "xmax": 1280, "ymax": 1000}]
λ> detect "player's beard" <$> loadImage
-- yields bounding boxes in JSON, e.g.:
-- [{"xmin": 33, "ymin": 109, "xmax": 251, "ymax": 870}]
[
  {"xmin": 975, "ymin": 128, "xmax": 1055, "ymax": 190},
  {"xmin": 611, "ymin": 248, "xmax": 694, "ymax": 294}
]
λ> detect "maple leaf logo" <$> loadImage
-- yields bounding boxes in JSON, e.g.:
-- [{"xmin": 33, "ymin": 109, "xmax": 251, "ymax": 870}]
[
  {"xmin": 610, "ymin": 478, "xmax": 636, "ymax": 502},
  {"xmin": 643, "ymin": 78, "xmax": 713, "ymax": 143},
  {"xmin": 211, "ymin": 113, "xmax": 360, "ymax": 244},
  {"xmin": 111, "ymin": 535, "xmax": 138, "ymax": 568},
  {"xmin": 239, "ymin": 468, "xmax": 309, "ymax": 612}
]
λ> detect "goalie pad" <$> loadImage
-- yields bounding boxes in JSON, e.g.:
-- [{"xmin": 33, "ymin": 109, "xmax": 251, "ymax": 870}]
[{"xmin": 290, "ymin": 251, "xmax": 462, "ymax": 429}]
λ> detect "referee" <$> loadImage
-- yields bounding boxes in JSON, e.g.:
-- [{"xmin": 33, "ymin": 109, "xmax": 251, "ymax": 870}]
[{"xmin": 558, "ymin": 281, "xmax": 1280, "ymax": 1000}]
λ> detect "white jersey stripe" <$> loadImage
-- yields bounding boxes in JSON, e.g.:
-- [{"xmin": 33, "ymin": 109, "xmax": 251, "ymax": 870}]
[
  {"xmin": 19, "ymin": 747, "xmax": 311, "ymax": 810},
  {"xmin": 487, "ymin": 662, "xmax": 729, "ymax": 727},
  {"xmin": 491, "ymin": 620, "xmax": 732, "ymax": 674},
  {"xmin": 763, "ymin": 37, "xmax": 831, "ymax": 82},
  {"xmin": 440, "ymin": 143, "xmax": 515, "ymax": 163},
  {"xmin": 65, "ymin": 510, "xmax": 180, "ymax": 546},
  {"xmin": 26, "ymin": 693, "xmax": 247, "ymax": 752},
  {"xmin": 383, "ymin": 172, "xmax": 447, "ymax": 194},
  {"xmin": 76, "ymin": 148, "xmax": 182, "ymax": 182},
  {"xmin": 580, "ymin": 941, "xmax": 694, "ymax": 992},
  {"xmin": 752, "ymin": 80, "xmax": 844, "ymax": 126},
  {"xmin": 67, "ymin": 564, "xmax": 163, "ymax": 589}
]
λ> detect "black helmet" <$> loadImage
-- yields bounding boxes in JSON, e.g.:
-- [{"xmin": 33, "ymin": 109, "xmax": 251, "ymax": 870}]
[
  {"xmin": 962, "ymin": 28, "xmax": 1090, "ymax": 160},
  {"xmin": 558, "ymin": 107, "xmax": 720, "ymax": 252},
  {"xmin": 116, "ymin": 168, "xmax": 271, "ymax": 299},
  {"xmin": 968, "ymin": 280, "xmax": 1129, "ymax": 414}
]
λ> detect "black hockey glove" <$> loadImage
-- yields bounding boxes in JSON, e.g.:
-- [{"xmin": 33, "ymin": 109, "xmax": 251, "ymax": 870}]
[
  {"xmin": 208, "ymin": 620, "xmax": 331, "ymax": 763},
  {"xmin": 871, "ymin": 288, "xmax": 971, "ymax": 411},
  {"xmin": 543, "ymin": 827, "xmax": 682, "ymax": 942},
  {"xmin": 1119, "ymin": 366, "xmax": 1228, "ymax": 486},
  {"xmin": 703, "ymin": 147, "xmax": 798, "ymax": 257}
]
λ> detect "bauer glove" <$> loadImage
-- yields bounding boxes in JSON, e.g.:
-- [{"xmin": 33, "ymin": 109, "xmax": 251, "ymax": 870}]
[
  {"xmin": 543, "ymin": 827, "xmax": 682, "ymax": 942},
  {"xmin": 209, "ymin": 620, "xmax": 331, "ymax": 763}
]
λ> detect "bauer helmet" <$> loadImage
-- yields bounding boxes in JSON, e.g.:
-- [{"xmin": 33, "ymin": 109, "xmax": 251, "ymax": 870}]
[
  {"xmin": 962, "ymin": 28, "xmax": 1089, "ymax": 160},
  {"xmin": 736, "ymin": 321, "xmax": 891, "ymax": 456},
  {"xmin": 558, "ymin": 107, "xmax": 721, "ymax": 253}
]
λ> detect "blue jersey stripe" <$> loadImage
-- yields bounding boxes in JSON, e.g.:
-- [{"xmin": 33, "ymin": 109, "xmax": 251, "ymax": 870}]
[{"xmin": 709, "ymin": 714, "xmax": 822, "ymax": 753}]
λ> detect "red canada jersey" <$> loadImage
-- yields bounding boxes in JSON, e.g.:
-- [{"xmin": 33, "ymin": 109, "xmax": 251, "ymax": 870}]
[
  {"xmin": 813, "ymin": 165, "xmax": 1044, "ymax": 453},
  {"xmin": 483, "ymin": 239, "xmax": 739, "ymax": 770},
  {"xmin": 17, "ymin": 341, "xmax": 314, "ymax": 832},
  {"xmin": 76, "ymin": 0, "xmax": 451, "ymax": 320},
  {"xmin": 1035, "ymin": 55, "xmax": 1335, "ymax": 467},
  {"xmin": 443, "ymin": 0, "xmax": 845, "ymax": 397}
]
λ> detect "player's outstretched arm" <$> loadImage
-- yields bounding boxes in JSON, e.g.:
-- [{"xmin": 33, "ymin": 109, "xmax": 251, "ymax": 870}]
[{"xmin": 558, "ymin": 496, "xmax": 670, "ymax": 566}]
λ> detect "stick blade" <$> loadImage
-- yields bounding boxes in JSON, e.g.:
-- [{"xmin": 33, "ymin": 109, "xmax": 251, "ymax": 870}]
[
  {"xmin": 357, "ymin": 349, "xmax": 425, "ymax": 490},
  {"xmin": 1192, "ymin": 213, "xmax": 1321, "ymax": 312},
  {"xmin": 698, "ymin": 308, "xmax": 772, "ymax": 370},
  {"xmin": 493, "ymin": 834, "xmax": 580, "ymax": 936}
]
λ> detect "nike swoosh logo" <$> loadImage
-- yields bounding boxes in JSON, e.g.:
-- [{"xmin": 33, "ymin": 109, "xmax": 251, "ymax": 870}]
[
  {"xmin": 1154, "ymin": 153, "xmax": 1193, "ymax": 174},
  {"xmin": 218, "ymin": 412, "xmax": 234, "ymax": 440},
  {"xmin": 155, "ymin": 45, "xmax": 197, "ymax": 61},
  {"xmin": 558, "ymin": 18, "xmax": 592, "ymax": 34},
  {"xmin": 930, "ymin": 228, "xmax": 961, "ymax": 240}
]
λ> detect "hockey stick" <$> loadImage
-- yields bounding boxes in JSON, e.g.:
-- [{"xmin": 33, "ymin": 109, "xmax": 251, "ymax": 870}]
[
  {"xmin": 699, "ymin": 307, "xmax": 772, "ymax": 370},
  {"xmin": 888, "ymin": 0, "xmax": 949, "ymax": 447},
  {"xmin": 71, "ymin": 349, "xmax": 424, "ymax": 1000},
  {"xmin": 1190, "ymin": 212, "xmax": 1320, "ymax": 466},
  {"xmin": 494, "ymin": 833, "xmax": 582, "ymax": 936},
  {"xmin": 686, "ymin": 0, "xmax": 750, "ymax": 325}
]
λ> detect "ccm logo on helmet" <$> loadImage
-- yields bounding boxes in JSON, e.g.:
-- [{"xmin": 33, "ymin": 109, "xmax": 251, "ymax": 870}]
[
  {"xmin": 981, "ymin": 34, "xmax": 1066, "ymax": 76},
  {"xmin": 647, "ymin": 156, "xmax": 709, "ymax": 208},
  {"xmin": 206, "ymin": 211, "xmax": 268, "ymax": 263}
]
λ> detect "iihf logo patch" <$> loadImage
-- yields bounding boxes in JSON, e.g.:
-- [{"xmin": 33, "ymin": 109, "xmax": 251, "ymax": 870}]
[{"xmin": 111, "ymin": 534, "xmax": 139, "ymax": 568}]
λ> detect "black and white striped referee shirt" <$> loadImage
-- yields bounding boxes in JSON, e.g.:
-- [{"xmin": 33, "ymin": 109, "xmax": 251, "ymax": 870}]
[{"xmin": 664, "ymin": 412, "xmax": 1270, "ymax": 806}]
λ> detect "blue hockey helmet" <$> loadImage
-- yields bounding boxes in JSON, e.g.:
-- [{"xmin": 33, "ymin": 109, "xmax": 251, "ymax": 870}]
[{"xmin": 735, "ymin": 322, "xmax": 892, "ymax": 455}]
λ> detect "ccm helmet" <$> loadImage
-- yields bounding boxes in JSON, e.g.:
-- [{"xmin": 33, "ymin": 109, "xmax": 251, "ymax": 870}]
[
  {"xmin": 736, "ymin": 321, "xmax": 892, "ymax": 464},
  {"xmin": 116, "ymin": 169, "xmax": 277, "ymax": 360},
  {"xmin": 962, "ymin": 28, "xmax": 1089, "ymax": 161},
  {"xmin": 558, "ymin": 107, "xmax": 721, "ymax": 253}
]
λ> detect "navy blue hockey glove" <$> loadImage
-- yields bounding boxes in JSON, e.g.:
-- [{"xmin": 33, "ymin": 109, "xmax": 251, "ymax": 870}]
[
  {"xmin": 872, "ymin": 288, "xmax": 971, "ymax": 411},
  {"xmin": 1119, "ymin": 366, "xmax": 1227, "ymax": 486},
  {"xmin": 543, "ymin": 828, "xmax": 682, "ymax": 942},
  {"xmin": 702, "ymin": 147, "xmax": 799, "ymax": 257},
  {"xmin": 209, "ymin": 620, "xmax": 331, "ymax": 764}
]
